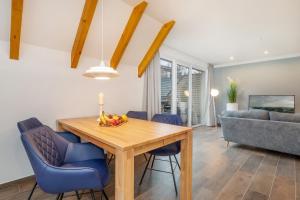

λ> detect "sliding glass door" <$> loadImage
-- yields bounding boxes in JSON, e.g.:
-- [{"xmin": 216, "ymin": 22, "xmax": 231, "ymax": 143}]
[{"xmin": 160, "ymin": 59, "xmax": 204, "ymax": 127}]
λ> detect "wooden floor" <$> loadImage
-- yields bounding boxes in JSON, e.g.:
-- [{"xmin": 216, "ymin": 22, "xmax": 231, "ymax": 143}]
[{"xmin": 1, "ymin": 127, "xmax": 300, "ymax": 200}]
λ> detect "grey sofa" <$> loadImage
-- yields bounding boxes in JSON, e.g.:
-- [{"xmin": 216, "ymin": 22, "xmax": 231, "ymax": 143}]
[{"xmin": 220, "ymin": 110, "xmax": 300, "ymax": 156}]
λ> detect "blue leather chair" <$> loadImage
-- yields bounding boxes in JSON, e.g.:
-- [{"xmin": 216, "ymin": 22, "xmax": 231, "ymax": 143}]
[
  {"xmin": 17, "ymin": 117, "xmax": 82, "ymax": 199},
  {"xmin": 139, "ymin": 114, "xmax": 183, "ymax": 195},
  {"xmin": 21, "ymin": 126, "xmax": 109, "ymax": 200},
  {"xmin": 126, "ymin": 111, "xmax": 148, "ymax": 120}
]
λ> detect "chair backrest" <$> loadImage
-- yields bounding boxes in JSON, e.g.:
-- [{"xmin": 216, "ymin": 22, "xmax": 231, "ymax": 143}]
[
  {"xmin": 21, "ymin": 126, "xmax": 68, "ymax": 167},
  {"xmin": 151, "ymin": 114, "xmax": 183, "ymax": 126},
  {"xmin": 17, "ymin": 117, "xmax": 43, "ymax": 134},
  {"xmin": 151, "ymin": 114, "xmax": 183, "ymax": 154},
  {"xmin": 127, "ymin": 111, "xmax": 148, "ymax": 120}
]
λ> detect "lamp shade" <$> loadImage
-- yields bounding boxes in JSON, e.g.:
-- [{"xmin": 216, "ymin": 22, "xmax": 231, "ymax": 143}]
[
  {"xmin": 211, "ymin": 89, "xmax": 219, "ymax": 97},
  {"xmin": 83, "ymin": 61, "xmax": 119, "ymax": 80}
]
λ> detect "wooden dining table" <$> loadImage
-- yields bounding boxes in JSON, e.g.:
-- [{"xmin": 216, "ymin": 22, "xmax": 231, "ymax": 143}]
[{"xmin": 57, "ymin": 116, "xmax": 193, "ymax": 200}]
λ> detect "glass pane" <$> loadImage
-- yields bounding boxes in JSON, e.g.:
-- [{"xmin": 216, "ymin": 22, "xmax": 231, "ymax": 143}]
[
  {"xmin": 160, "ymin": 59, "xmax": 172, "ymax": 114},
  {"xmin": 192, "ymin": 69, "xmax": 204, "ymax": 125},
  {"xmin": 177, "ymin": 65, "xmax": 190, "ymax": 126}
]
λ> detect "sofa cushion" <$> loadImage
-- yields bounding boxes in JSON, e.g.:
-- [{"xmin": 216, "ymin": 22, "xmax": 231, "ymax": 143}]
[
  {"xmin": 269, "ymin": 112, "xmax": 300, "ymax": 123},
  {"xmin": 222, "ymin": 109, "xmax": 270, "ymax": 120}
]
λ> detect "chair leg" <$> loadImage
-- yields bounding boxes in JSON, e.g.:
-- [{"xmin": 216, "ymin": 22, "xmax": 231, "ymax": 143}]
[
  {"xmin": 143, "ymin": 153, "xmax": 148, "ymax": 161},
  {"xmin": 139, "ymin": 155, "xmax": 153, "ymax": 185},
  {"xmin": 107, "ymin": 154, "xmax": 114, "ymax": 166},
  {"xmin": 75, "ymin": 190, "xmax": 80, "ymax": 200},
  {"xmin": 27, "ymin": 181, "xmax": 37, "ymax": 200},
  {"xmin": 227, "ymin": 141, "xmax": 230, "ymax": 148},
  {"xmin": 90, "ymin": 190, "xmax": 96, "ymax": 200},
  {"xmin": 56, "ymin": 194, "xmax": 61, "ymax": 200},
  {"xmin": 150, "ymin": 155, "xmax": 156, "ymax": 169},
  {"xmin": 169, "ymin": 156, "xmax": 178, "ymax": 196},
  {"xmin": 56, "ymin": 193, "xmax": 64, "ymax": 200},
  {"xmin": 102, "ymin": 190, "xmax": 109, "ymax": 200},
  {"xmin": 174, "ymin": 155, "xmax": 181, "ymax": 170}
]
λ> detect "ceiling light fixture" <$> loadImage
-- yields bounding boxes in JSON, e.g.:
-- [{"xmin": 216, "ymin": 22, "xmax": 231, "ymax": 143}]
[
  {"xmin": 83, "ymin": 0, "xmax": 119, "ymax": 80},
  {"xmin": 229, "ymin": 56, "xmax": 235, "ymax": 61},
  {"xmin": 264, "ymin": 50, "xmax": 269, "ymax": 55}
]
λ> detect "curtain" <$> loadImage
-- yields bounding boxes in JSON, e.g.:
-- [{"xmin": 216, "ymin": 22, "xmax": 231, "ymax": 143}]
[
  {"xmin": 201, "ymin": 64, "xmax": 215, "ymax": 126},
  {"xmin": 143, "ymin": 52, "xmax": 161, "ymax": 120}
]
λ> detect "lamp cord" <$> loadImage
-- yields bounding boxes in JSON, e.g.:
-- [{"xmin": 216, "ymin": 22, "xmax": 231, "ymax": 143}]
[{"xmin": 101, "ymin": 0, "xmax": 104, "ymax": 62}]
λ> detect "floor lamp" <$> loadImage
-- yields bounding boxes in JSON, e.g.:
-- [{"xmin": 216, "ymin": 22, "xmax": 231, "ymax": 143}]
[{"xmin": 211, "ymin": 89, "xmax": 219, "ymax": 127}]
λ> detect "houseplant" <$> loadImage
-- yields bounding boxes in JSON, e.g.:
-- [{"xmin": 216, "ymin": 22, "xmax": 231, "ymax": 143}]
[{"xmin": 226, "ymin": 79, "xmax": 238, "ymax": 111}]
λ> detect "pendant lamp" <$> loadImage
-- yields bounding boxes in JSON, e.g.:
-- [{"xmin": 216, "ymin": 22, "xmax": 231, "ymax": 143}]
[{"xmin": 83, "ymin": 0, "xmax": 119, "ymax": 80}]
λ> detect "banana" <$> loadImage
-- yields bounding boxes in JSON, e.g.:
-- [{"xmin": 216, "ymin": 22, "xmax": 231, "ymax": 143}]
[
  {"xmin": 100, "ymin": 113, "xmax": 106, "ymax": 125},
  {"xmin": 103, "ymin": 113, "xmax": 111, "ymax": 121}
]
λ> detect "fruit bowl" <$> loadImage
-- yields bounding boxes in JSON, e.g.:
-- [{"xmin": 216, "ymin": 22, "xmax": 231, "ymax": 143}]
[{"xmin": 98, "ymin": 112, "xmax": 128, "ymax": 127}]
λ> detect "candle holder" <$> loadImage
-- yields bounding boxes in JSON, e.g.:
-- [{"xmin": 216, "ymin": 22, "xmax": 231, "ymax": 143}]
[{"xmin": 97, "ymin": 104, "xmax": 104, "ymax": 122}]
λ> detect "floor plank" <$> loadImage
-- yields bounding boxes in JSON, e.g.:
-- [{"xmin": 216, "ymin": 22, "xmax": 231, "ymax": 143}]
[
  {"xmin": 244, "ymin": 154, "xmax": 279, "ymax": 198},
  {"xmin": 269, "ymin": 176, "xmax": 295, "ymax": 200},
  {"xmin": 243, "ymin": 190, "xmax": 268, "ymax": 200},
  {"xmin": 269, "ymin": 156, "xmax": 296, "ymax": 200},
  {"xmin": 295, "ymin": 160, "xmax": 300, "ymax": 199},
  {"xmin": 215, "ymin": 154, "xmax": 264, "ymax": 200}
]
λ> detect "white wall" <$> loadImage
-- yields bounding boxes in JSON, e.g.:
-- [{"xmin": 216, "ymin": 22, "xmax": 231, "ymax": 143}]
[{"xmin": 0, "ymin": 41, "xmax": 144, "ymax": 184}]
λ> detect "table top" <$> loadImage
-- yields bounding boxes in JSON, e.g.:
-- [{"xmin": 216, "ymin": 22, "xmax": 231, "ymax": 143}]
[{"xmin": 57, "ymin": 116, "xmax": 192, "ymax": 151}]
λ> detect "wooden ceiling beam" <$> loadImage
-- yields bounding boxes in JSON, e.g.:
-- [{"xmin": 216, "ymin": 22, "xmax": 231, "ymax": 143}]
[
  {"xmin": 110, "ymin": 1, "xmax": 148, "ymax": 69},
  {"xmin": 138, "ymin": 20, "xmax": 175, "ymax": 77},
  {"xmin": 10, "ymin": 0, "xmax": 24, "ymax": 60},
  {"xmin": 71, "ymin": 0, "xmax": 98, "ymax": 68}
]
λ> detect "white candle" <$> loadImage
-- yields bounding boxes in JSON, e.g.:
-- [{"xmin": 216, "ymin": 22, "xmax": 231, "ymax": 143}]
[{"xmin": 98, "ymin": 93, "xmax": 104, "ymax": 105}]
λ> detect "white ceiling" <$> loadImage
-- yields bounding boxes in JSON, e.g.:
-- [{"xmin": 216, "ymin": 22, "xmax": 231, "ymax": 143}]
[
  {"xmin": 1, "ymin": 0, "xmax": 299, "ymax": 66},
  {"xmin": 123, "ymin": 0, "xmax": 300, "ymax": 65}
]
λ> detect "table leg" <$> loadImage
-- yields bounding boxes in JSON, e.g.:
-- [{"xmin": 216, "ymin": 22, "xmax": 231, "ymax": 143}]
[
  {"xmin": 115, "ymin": 149, "xmax": 135, "ymax": 200},
  {"xmin": 180, "ymin": 131, "xmax": 193, "ymax": 200},
  {"xmin": 56, "ymin": 121, "xmax": 64, "ymax": 132}
]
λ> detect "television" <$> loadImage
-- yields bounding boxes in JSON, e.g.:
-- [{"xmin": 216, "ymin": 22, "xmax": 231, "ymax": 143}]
[{"xmin": 248, "ymin": 95, "xmax": 295, "ymax": 113}]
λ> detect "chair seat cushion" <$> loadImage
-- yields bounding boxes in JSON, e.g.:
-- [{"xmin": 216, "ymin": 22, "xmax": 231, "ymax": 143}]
[
  {"xmin": 149, "ymin": 142, "xmax": 180, "ymax": 156},
  {"xmin": 62, "ymin": 159, "xmax": 109, "ymax": 186}
]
